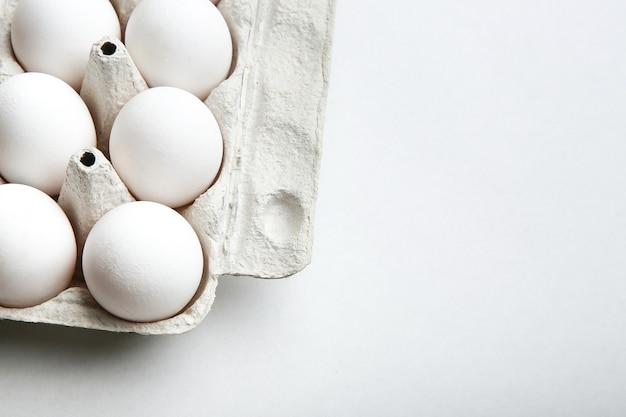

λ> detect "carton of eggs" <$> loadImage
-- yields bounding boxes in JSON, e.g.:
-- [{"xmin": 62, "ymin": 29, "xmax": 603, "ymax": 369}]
[{"xmin": 0, "ymin": 0, "xmax": 336, "ymax": 334}]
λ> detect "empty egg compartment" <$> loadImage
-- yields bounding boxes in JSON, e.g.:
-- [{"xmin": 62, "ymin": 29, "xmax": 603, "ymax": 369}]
[{"xmin": 0, "ymin": 0, "xmax": 336, "ymax": 334}]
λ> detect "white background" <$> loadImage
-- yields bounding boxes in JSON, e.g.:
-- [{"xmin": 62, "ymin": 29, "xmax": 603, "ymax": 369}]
[{"xmin": 3, "ymin": 0, "xmax": 626, "ymax": 415}]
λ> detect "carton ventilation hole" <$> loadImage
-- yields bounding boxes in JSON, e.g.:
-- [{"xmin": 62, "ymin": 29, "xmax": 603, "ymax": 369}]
[
  {"xmin": 80, "ymin": 151, "xmax": 96, "ymax": 167},
  {"xmin": 100, "ymin": 42, "xmax": 117, "ymax": 56}
]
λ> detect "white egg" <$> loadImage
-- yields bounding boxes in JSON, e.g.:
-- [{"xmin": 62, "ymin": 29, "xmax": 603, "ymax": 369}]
[
  {"xmin": 125, "ymin": 0, "xmax": 233, "ymax": 100},
  {"xmin": 0, "ymin": 72, "xmax": 97, "ymax": 196},
  {"xmin": 11, "ymin": 0, "xmax": 122, "ymax": 90},
  {"xmin": 82, "ymin": 201, "xmax": 204, "ymax": 322},
  {"xmin": 109, "ymin": 86, "xmax": 223, "ymax": 208},
  {"xmin": 0, "ymin": 184, "xmax": 77, "ymax": 308}
]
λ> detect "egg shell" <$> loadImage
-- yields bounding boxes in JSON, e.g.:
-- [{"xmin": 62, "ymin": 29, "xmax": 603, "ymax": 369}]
[
  {"xmin": 10, "ymin": 0, "xmax": 121, "ymax": 90},
  {"xmin": 109, "ymin": 86, "xmax": 224, "ymax": 208},
  {"xmin": 82, "ymin": 201, "xmax": 204, "ymax": 322},
  {"xmin": 125, "ymin": 0, "xmax": 233, "ymax": 100},
  {"xmin": 0, "ymin": 72, "xmax": 97, "ymax": 196},
  {"xmin": 0, "ymin": 184, "xmax": 77, "ymax": 308}
]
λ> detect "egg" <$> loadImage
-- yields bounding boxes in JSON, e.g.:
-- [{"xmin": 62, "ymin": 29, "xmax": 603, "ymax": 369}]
[
  {"xmin": 82, "ymin": 201, "xmax": 204, "ymax": 322},
  {"xmin": 11, "ymin": 0, "xmax": 122, "ymax": 90},
  {"xmin": 109, "ymin": 86, "xmax": 224, "ymax": 208},
  {"xmin": 125, "ymin": 0, "xmax": 233, "ymax": 100},
  {"xmin": 0, "ymin": 184, "xmax": 77, "ymax": 308},
  {"xmin": 0, "ymin": 72, "xmax": 97, "ymax": 196}
]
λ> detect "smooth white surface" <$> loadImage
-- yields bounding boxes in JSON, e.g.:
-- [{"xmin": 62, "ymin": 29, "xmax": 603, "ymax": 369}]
[
  {"xmin": 0, "ymin": 72, "xmax": 97, "ymax": 196},
  {"xmin": 125, "ymin": 0, "xmax": 232, "ymax": 100},
  {"xmin": 11, "ymin": 0, "xmax": 121, "ymax": 90},
  {"xmin": 110, "ymin": 87, "xmax": 223, "ymax": 208},
  {"xmin": 83, "ymin": 201, "xmax": 203, "ymax": 322},
  {"xmin": 3, "ymin": 0, "xmax": 626, "ymax": 415},
  {"xmin": 0, "ymin": 184, "xmax": 76, "ymax": 308}
]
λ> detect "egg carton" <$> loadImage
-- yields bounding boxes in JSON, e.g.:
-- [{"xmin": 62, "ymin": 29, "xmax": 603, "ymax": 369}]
[{"xmin": 0, "ymin": 0, "xmax": 336, "ymax": 334}]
